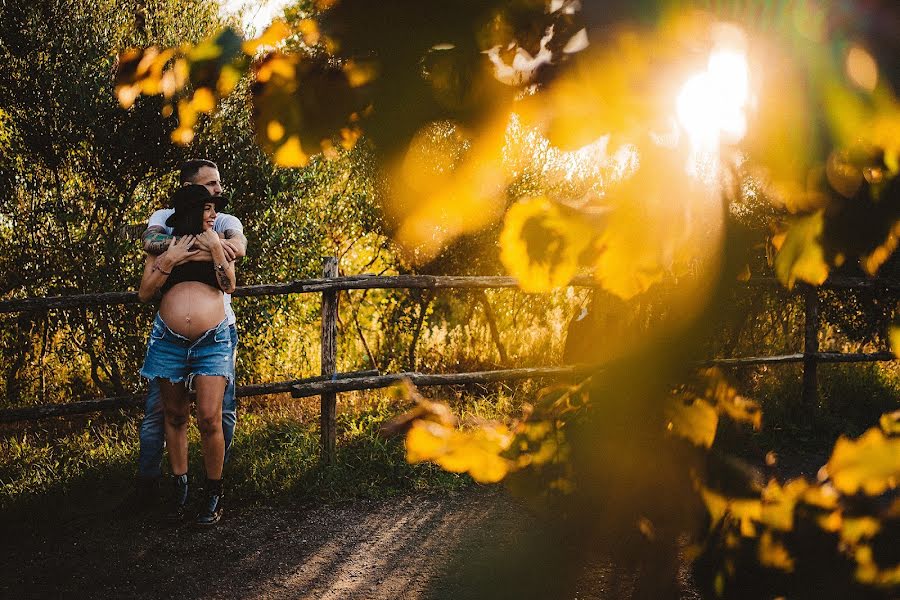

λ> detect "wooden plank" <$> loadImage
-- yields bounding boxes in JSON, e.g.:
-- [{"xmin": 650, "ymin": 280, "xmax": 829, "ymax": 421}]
[
  {"xmin": 0, "ymin": 371, "xmax": 381, "ymax": 423},
  {"xmin": 2, "ymin": 274, "xmax": 898, "ymax": 314},
  {"xmin": 701, "ymin": 351, "xmax": 896, "ymax": 367},
  {"xmin": 700, "ymin": 354, "xmax": 805, "ymax": 367},
  {"xmin": 320, "ymin": 257, "xmax": 339, "ymax": 464},
  {"xmin": 0, "ymin": 394, "xmax": 144, "ymax": 422},
  {"xmin": 235, "ymin": 370, "xmax": 379, "ymax": 397},
  {"xmin": 291, "ymin": 365, "xmax": 596, "ymax": 398}
]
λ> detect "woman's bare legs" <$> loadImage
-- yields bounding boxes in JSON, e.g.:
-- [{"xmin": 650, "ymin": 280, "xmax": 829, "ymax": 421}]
[
  {"xmin": 194, "ymin": 375, "xmax": 226, "ymax": 480},
  {"xmin": 160, "ymin": 380, "xmax": 189, "ymax": 475}
]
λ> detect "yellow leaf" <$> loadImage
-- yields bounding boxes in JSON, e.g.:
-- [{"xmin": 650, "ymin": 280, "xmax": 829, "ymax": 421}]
[
  {"xmin": 189, "ymin": 37, "xmax": 223, "ymax": 62},
  {"xmin": 500, "ymin": 197, "xmax": 594, "ymax": 293},
  {"xmin": 880, "ymin": 410, "xmax": 900, "ymax": 435},
  {"xmin": 758, "ymin": 531, "xmax": 795, "ymax": 572},
  {"xmin": 700, "ymin": 486, "xmax": 762, "ymax": 531},
  {"xmin": 255, "ymin": 55, "xmax": 296, "ymax": 83},
  {"xmin": 774, "ymin": 210, "xmax": 829, "ymax": 289},
  {"xmin": 699, "ymin": 369, "xmax": 763, "ymax": 430},
  {"xmin": 665, "ymin": 397, "xmax": 718, "ymax": 448},
  {"xmin": 855, "ymin": 544, "xmax": 900, "ymax": 586},
  {"xmin": 840, "ymin": 516, "xmax": 881, "ymax": 544},
  {"xmin": 405, "ymin": 420, "xmax": 513, "ymax": 484},
  {"xmin": 273, "ymin": 136, "xmax": 308, "ymax": 168},
  {"xmin": 343, "ymin": 59, "xmax": 378, "ymax": 88},
  {"xmin": 297, "ymin": 19, "xmax": 320, "ymax": 45},
  {"xmin": 242, "ymin": 20, "xmax": 292, "ymax": 55},
  {"xmin": 825, "ymin": 427, "xmax": 900, "ymax": 495},
  {"xmin": 759, "ymin": 478, "xmax": 809, "ymax": 531},
  {"xmin": 190, "ymin": 88, "xmax": 216, "ymax": 113},
  {"xmin": 217, "ymin": 64, "xmax": 242, "ymax": 96},
  {"xmin": 170, "ymin": 127, "xmax": 194, "ymax": 144},
  {"xmin": 266, "ymin": 120, "xmax": 285, "ymax": 142}
]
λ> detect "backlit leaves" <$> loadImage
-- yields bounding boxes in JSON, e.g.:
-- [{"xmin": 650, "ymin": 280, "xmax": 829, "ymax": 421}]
[
  {"xmin": 822, "ymin": 427, "xmax": 900, "ymax": 496},
  {"xmin": 406, "ymin": 419, "xmax": 514, "ymax": 484},
  {"xmin": 773, "ymin": 210, "xmax": 829, "ymax": 289},
  {"xmin": 666, "ymin": 369, "xmax": 762, "ymax": 448},
  {"xmin": 665, "ymin": 395, "xmax": 718, "ymax": 448},
  {"xmin": 251, "ymin": 52, "xmax": 368, "ymax": 167},
  {"xmin": 499, "ymin": 196, "xmax": 593, "ymax": 292}
]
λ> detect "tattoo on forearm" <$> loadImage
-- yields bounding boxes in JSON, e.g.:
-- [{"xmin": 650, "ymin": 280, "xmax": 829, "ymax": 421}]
[
  {"xmin": 216, "ymin": 269, "xmax": 231, "ymax": 290},
  {"xmin": 223, "ymin": 229, "xmax": 247, "ymax": 253},
  {"xmin": 144, "ymin": 232, "xmax": 173, "ymax": 255}
]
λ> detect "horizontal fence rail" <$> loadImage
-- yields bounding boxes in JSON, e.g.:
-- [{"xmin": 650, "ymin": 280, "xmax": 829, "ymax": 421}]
[
  {"xmin": 2, "ymin": 275, "xmax": 899, "ymax": 314},
  {"xmin": 1, "ymin": 261, "xmax": 897, "ymax": 465},
  {"xmin": 0, "ymin": 370, "xmax": 380, "ymax": 423}
]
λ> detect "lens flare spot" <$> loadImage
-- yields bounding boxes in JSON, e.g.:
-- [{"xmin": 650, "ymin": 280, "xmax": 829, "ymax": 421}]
[{"xmin": 845, "ymin": 45, "xmax": 878, "ymax": 93}]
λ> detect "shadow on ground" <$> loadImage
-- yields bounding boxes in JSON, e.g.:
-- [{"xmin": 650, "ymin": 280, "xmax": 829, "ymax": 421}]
[{"xmin": 1, "ymin": 485, "xmax": 702, "ymax": 599}]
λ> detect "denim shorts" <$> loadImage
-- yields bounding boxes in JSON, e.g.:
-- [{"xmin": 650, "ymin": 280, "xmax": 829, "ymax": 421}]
[{"xmin": 140, "ymin": 313, "xmax": 234, "ymax": 388}]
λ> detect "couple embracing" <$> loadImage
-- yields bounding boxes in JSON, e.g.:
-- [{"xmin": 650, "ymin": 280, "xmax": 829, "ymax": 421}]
[{"xmin": 135, "ymin": 159, "xmax": 246, "ymax": 526}]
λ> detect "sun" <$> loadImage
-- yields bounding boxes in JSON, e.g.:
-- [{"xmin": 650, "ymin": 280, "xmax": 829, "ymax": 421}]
[{"xmin": 676, "ymin": 26, "xmax": 752, "ymax": 152}]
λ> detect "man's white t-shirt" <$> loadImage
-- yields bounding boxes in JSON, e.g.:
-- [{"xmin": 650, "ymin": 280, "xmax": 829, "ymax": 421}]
[{"xmin": 147, "ymin": 209, "xmax": 242, "ymax": 326}]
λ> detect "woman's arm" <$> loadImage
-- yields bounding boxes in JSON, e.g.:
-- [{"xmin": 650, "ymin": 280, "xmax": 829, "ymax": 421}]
[
  {"xmin": 137, "ymin": 236, "xmax": 199, "ymax": 302},
  {"xmin": 199, "ymin": 230, "xmax": 236, "ymax": 293},
  {"xmin": 138, "ymin": 253, "xmax": 174, "ymax": 302}
]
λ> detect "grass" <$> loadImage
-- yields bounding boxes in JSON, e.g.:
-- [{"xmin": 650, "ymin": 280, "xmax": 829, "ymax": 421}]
[
  {"xmin": 0, "ymin": 385, "xmax": 533, "ymax": 531},
  {"xmin": 722, "ymin": 361, "xmax": 900, "ymax": 471}
]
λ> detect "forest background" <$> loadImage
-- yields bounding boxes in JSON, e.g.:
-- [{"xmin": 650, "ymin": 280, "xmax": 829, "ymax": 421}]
[{"xmin": 1, "ymin": 0, "xmax": 899, "ymax": 597}]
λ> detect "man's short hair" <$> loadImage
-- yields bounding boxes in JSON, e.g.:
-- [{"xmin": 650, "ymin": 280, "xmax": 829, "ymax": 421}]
[{"xmin": 179, "ymin": 159, "xmax": 218, "ymax": 184}]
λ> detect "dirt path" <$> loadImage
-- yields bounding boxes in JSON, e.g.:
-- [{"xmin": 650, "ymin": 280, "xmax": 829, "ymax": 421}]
[{"xmin": 1, "ymin": 487, "xmax": 700, "ymax": 599}]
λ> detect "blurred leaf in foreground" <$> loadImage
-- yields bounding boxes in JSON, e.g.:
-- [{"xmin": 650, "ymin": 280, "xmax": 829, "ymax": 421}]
[
  {"xmin": 822, "ymin": 427, "xmax": 900, "ymax": 496},
  {"xmin": 773, "ymin": 210, "xmax": 829, "ymax": 289},
  {"xmin": 499, "ymin": 196, "xmax": 594, "ymax": 292}
]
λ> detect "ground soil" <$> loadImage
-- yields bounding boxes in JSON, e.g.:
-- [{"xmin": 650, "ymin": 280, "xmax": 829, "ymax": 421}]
[{"xmin": 1, "ymin": 486, "xmax": 702, "ymax": 599}]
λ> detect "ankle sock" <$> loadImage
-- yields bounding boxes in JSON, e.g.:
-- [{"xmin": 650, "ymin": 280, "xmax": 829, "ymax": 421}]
[{"xmin": 205, "ymin": 478, "xmax": 223, "ymax": 496}]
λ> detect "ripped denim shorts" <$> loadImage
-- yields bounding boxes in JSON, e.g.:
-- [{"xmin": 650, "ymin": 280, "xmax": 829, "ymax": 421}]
[{"xmin": 140, "ymin": 313, "xmax": 234, "ymax": 388}]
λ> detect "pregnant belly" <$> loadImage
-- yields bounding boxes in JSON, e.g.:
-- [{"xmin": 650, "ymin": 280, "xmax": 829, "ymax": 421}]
[{"xmin": 159, "ymin": 282, "xmax": 225, "ymax": 340}]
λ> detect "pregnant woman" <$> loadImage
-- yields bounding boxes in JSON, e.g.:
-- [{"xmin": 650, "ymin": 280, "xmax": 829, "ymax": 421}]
[{"xmin": 138, "ymin": 184, "xmax": 236, "ymax": 525}]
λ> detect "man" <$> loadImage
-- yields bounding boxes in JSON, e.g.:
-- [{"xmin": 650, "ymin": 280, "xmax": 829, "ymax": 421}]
[{"xmin": 135, "ymin": 159, "xmax": 247, "ymax": 502}]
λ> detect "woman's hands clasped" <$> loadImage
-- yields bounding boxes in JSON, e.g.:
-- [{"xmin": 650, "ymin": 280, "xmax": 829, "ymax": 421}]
[{"xmin": 165, "ymin": 235, "xmax": 199, "ymax": 265}]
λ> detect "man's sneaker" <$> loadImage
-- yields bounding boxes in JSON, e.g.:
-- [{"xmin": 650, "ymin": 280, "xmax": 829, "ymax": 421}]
[
  {"xmin": 195, "ymin": 478, "xmax": 223, "ymax": 526},
  {"xmin": 164, "ymin": 473, "xmax": 189, "ymax": 524}
]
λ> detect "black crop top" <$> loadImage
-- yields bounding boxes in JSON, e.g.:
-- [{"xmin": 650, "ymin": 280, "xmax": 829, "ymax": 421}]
[{"xmin": 161, "ymin": 261, "xmax": 220, "ymax": 294}]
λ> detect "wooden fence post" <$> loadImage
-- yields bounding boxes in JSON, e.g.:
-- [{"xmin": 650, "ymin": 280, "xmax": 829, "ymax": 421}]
[
  {"xmin": 320, "ymin": 256, "xmax": 339, "ymax": 464},
  {"xmin": 801, "ymin": 285, "xmax": 819, "ymax": 414}
]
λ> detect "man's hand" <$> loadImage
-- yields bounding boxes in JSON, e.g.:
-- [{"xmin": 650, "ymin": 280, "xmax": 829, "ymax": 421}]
[
  {"xmin": 220, "ymin": 239, "xmax": 240, "ymax": 262},
  {"xmin": 223, "ymin": 229, "xmax": 247, "ymax": 260},
  {"xmin": 193, "ymin": 231, "xmax": 237, "ymax": 261}
]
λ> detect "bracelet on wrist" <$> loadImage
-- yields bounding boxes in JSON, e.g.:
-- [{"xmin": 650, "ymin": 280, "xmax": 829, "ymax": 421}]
[{"xmin": 153, "ymin": 258, "xmax": 172, "ymax": 276}]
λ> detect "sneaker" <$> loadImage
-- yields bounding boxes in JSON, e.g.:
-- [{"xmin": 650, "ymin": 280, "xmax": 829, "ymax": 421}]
[
  {"xmin": 195, "ymin": 479, "xmax": 223, "ymax": 526},
  {"xmin": 164, "ymin": 473, "xmax": 189, "ymax": 524}
]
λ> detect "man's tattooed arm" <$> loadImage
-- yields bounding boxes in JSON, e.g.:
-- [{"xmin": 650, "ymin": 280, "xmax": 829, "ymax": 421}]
[
  {"xmin": 142, "ymin": 225, "xmax": 173, "ymax": 256},
  {"xmin": 222, "ymin": 229, "xmax": 247, "ymax": 260},
  {"xmin": 215, "ymin": 266, "xmax": 234, "ymax": 292}
]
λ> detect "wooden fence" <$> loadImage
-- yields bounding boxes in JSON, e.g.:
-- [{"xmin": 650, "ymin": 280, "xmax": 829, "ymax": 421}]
[{"xmin": 0, "ymin": 258, "xmax": 897, "ymax": 463}]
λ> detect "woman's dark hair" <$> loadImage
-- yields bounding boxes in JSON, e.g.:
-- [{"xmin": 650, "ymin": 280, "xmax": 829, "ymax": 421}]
[{"xmin": 166, "ymin": 184, "xmax": 213, "ymax": 235}]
